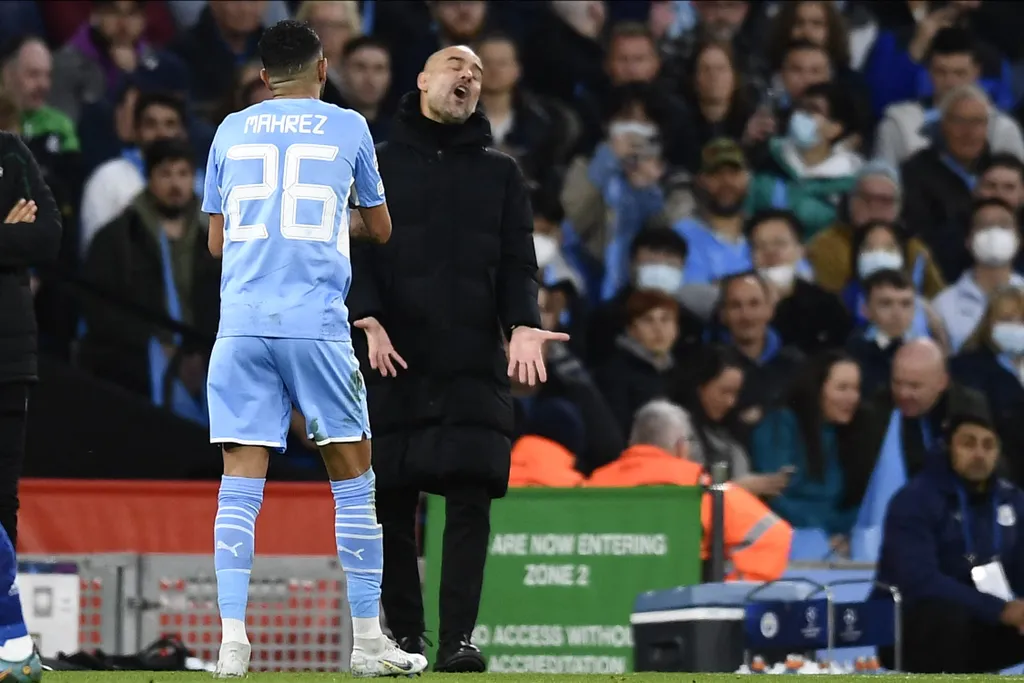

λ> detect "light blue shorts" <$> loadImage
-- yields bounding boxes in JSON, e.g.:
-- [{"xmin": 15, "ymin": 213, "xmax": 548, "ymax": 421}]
[{"xmin": 207, "ymin": 336, "xmax": 370, "ymax": 451}]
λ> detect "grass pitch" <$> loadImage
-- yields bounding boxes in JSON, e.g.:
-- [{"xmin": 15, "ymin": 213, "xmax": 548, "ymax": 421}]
[{"xmin": 36, "ymin": 674, "xmax": 1022, "ymax": 682}]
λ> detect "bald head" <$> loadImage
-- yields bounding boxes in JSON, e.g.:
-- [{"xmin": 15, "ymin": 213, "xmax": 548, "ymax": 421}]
[
  {"xmin": 892, "ymin": 339, "xmax": 948, "ymax": 417},
  {"xmin": 418, "ymin": 45, "xmax": 482, "ymax": 124},
  {"xmin": 3, "ymin": 38, "xmax": 51, "ymax": 112}
]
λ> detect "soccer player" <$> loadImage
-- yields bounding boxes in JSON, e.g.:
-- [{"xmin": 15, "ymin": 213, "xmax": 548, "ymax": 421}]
[{"xmin": 202, "ymin": 20, "xmax": 426, "ymax": 678}]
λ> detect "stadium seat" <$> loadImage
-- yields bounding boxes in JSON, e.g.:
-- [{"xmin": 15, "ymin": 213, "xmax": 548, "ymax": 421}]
[{"xmin": 788, "ymin": 528, "xmax": 833, "ymax": 561}]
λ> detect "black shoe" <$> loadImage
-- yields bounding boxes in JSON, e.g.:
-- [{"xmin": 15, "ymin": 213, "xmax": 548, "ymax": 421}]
[
  {"xmin": 396, "ymin": 635, "xmax": 428, "ymax": 656},
  {"xmin": 434, "ymin": 637, "xmax": 485, "ymax": 673}
]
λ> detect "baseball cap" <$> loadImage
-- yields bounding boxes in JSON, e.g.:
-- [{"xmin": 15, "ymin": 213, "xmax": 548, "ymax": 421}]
[{"xmin": 701, "ymin": 138, "xmax": 747, "ymax": 174}]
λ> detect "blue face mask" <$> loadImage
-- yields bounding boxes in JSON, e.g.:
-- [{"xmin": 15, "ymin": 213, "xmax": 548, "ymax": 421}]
[
  {"xmin": 787, "ymin": 111, "xmax": 821, "ymax": 150},
  {"xmin": 992, "ymin": 322, "xmax": 1024, "ymax": 356}
]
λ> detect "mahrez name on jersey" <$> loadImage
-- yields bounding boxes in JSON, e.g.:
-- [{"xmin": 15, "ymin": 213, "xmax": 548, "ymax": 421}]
[{"xmin": 244, "ymin": 113, "xmax": 328, "ymax": 136}]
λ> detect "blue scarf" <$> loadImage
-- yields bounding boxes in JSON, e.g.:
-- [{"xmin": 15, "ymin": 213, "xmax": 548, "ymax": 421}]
[{"xmin": 851, "ymin": 409, "xmax": 910, "ymax": 561}]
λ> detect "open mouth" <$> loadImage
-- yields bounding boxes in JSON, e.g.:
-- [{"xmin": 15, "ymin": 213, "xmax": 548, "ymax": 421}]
[{"xmin": 453, "ymin": 84, "xmax": 469, "ymax": 100}]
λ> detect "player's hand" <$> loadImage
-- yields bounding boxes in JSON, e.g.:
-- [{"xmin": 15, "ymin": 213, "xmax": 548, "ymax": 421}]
[
  {"xmin": 354, "ymin": 317, "xmax": 407, "ymax": 377},
  {"xmin": 1000, "ymin": 599, "xmax": 1024, "ymax": 630},
  {"xmin": 4, "ymin": 199, "xmax": 36, "ymax": 224},
  {"xmin": 507, "ymin": 326, "xmax": 570, "ymax": 386}
]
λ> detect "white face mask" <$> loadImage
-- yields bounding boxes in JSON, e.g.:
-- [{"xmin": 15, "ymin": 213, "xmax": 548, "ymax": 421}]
[
  {"xmin": 608, "ymin": 121, "xmax": 659, "ymax": 140},
  {"xmin": 992, "ymin": 322, "xmax": 1024, "ymax": 355},
  {"xmin": 758, "ymin": 264, "xmax": 796, "ymax": 289},
  {"xmin": 636, "ymin": 263, "xmax": 684, "ymax": 294},
  {"xmin": 787, "ymin": 111, "xmax": 821, "ymax": 150},
  {"xmin": 857, "ymin": 250, "xmax": 904, "ymax": 279},
  {"xmin": 971, "ymin": 226, "xmax": 1020, "ymax": 266},
  {"xmin": 533, "ymin": 234, "xmax": 559, "ymax": 269}
]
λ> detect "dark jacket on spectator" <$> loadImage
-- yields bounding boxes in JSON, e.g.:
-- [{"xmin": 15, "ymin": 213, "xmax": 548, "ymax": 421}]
[
  {"xmin": 773, "ymin": 279, "xmax": 853, "ymax": 356},
  {"xmin": 513, "ymin": 341, "xmax": 624, "ymax": 475},
  {"xmin": 846, "ymin": 333, "xmax": 902, "ymax": 402},
  {"xmin": 951, "ymin": 348, "xmax": 1024, "ymax": 486},
  {"xmin": 901, "ymin": 145, "xmax": 992, "ymax": 281},
  {"xmin": 79, "ymin": 193, "xmax": 220, "ymax": 397},
  {"xmin": 874, "ymin": 455, "xmax": 1024, "ymax": 624},
  {"xmin": 170, "ymin": 8, "xmax": 262, "ymax": 124},
  {"xmin": 348, "ymin": 93, "xmax": 540, "ymax": 498},
  {"xmin": 586, "ymin": 284, "xmax": 705, "ymax": 367},
  {"xmin": 596, "ymin": 335, "xmax": 676, "ymax": 436},
  {"xmin": 0, "ymin": 133, "xmax": 62, "ymax": 384}
]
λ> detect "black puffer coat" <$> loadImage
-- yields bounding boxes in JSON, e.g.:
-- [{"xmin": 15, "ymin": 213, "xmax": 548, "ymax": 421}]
[{"xmin": 348, "ymin": 92, "xmax": 541, "ymax": 498}]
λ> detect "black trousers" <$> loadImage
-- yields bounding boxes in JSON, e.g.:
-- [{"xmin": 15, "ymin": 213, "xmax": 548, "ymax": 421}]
[
  {"xmin": 880, "ymin": 599, "xmax": 1024, "ymax": 673},
  {"xmin": 377, "ymin": 484, "xmax": 491, "ymax": 645},
  {"xmin": 0, "ymin": 383, "xmax": 28, "ymax": 548}
]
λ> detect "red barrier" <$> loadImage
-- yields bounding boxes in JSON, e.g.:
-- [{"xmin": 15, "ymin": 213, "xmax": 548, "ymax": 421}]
[{"xmin": 18, "ymin": 479, "xmax": 337, "ymax": 555}]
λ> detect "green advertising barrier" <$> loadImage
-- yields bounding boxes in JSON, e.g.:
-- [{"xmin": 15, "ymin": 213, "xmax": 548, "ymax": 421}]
[{"xmin": 423, "ymin": 486, "xmax": 703, "ymax": 674}]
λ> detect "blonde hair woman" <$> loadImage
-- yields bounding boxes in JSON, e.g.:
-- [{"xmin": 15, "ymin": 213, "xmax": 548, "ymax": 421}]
[{"xmin": 951, "ymin": 286, "xmax": 1024, "ymax": 483}]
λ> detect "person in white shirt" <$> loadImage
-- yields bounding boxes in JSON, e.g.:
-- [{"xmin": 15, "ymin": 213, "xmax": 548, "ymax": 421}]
[{"xmin": 933, "ymin": 198, "xmax": 1024, "ymax": 352}]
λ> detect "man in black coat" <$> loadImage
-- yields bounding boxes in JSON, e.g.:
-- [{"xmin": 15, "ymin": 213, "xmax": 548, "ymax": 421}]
[
  {"xmin": 0, "ymin": 132, "xmax": 62, "ymax": 546},
  {"xmin": 347, "ymin": 45, "xmax": 566, "ymax": 672}
]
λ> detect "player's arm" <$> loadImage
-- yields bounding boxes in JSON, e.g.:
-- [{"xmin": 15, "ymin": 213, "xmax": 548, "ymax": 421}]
[
  {"xmin": 208, "ymin": 213, "xmax": 225, "ymax": 258},
  {"xmin": 202, "ymin": 130, "xmax": 225, "ymax": 258},
  {"xmin": 350, "ymin": 118, "xmax": 390, "ymax": 243}
]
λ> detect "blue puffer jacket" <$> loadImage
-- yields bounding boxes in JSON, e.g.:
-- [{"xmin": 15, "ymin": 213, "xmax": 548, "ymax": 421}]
[{"xmin": 873, "ymin": 456, "xmax": 1024, "ymax": 623}]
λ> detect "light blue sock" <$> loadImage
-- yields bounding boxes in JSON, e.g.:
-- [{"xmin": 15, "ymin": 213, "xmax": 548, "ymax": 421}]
[
  {"xmin": 332, "ymin": 469, "xmax": 383, "ymax": 621},
  {"xmin": 215, "ymin": 476, "xmax": 264, "ymax": 624}
]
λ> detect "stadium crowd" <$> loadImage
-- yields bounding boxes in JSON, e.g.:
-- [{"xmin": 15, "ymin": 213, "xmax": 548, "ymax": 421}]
[{"xmin": 9, "ymin": 0, "xmax": 1024, "ymax": 663}]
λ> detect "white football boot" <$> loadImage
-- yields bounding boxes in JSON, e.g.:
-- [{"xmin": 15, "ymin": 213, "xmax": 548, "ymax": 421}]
[
  {"xmin": 214, "ymin": 641, "xmax": 251, "ymax": 678},
  {"xmin": 351, "ymin": 637, "xmax": 428, "ymax": 677}
]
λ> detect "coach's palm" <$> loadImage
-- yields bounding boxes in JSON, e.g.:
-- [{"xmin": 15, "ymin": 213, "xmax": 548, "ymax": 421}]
[
  {"xmin": 355, "ymin": 317, "xmax": 407, "ymax": 377},
  {"xmin": 508, "ymin": 326, "xmax": 570, "ymax": 386}
]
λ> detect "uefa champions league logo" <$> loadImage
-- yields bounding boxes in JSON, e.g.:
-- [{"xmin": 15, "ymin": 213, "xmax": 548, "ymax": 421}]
[
  {"xmin": 800, "ymin": 605, "xmax": 821, "ymax": 639},
  {"xmin": 840, "ymin": 608, "xmax": 862, "ymax": 642}
]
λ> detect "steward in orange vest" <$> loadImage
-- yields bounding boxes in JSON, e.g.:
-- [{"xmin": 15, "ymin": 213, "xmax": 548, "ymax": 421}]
[
  {"xmin": 509, "ymin": 435, "xmax": 585, "ymax": 487},
  {"xmin": 587, "ymin": 443, "xmax": 792, "ymax": 582}
]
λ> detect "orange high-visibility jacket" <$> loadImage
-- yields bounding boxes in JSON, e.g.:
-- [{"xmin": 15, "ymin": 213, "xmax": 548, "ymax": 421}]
[
  {"xmin": 509, "ymin": 435, "xmax": 586, "ymax": 488},
  {"xmin": 585, "ymin": 444, "xmax": 792, "ymax": 581}
]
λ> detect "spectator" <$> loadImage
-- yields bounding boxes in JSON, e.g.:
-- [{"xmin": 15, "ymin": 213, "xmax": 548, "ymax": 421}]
[
  {"xmin": 522, "ymin": 1, "xmax": 607, "ymax": 129},
  {"xmin": 587, "ymin": 399, "xmax": 792, "ymax": 582},
  {"xmin": 295, "ymin": 1, "xmax": 362, "ymax": 97},
  {"xmin": 750, "ymin": 351, "xmax": 869, "ymax": 555},
  {"xmin": 747, "ymin": 81, "xmax": 862, "ymax": 239},
  {"xmin": 475, "ymin": 33, "xmax": 559, "ymax": 191},
  {"xmin": 561, "ymin": 84, "xmax": 680, "ymax": 295},
  {"xmin": 166, "ymin": 0, "xmax": 289, "ymax": 31},
  {"xmin": 765, "ymin": 2, "xmax": 873, "ymax": 151},
  {"xmin": 586, "ymin": 228, "xmax": 703, "ymax": 367},
  {"xmin": 673, "ymin": 344, "xmax": 792, "ymax": 499},
  {"xmin": 708, "ymin": 272, "xmax": 805, "ymax": 439},
  {"xmin": 50, "ymin": 0, "xmax": 189, "ymax": 124},
  {"xmin": 847, "ymin": 269, "xmax": 920, "ymax": 401},
  {"xmin": 841, "ymin": 220, "xmax": 946, "ymax": 348},
  {"xmin": 683, "ymin": 40, "xmax": 761, "ymax": 162},
  {"xmin": 902, "ymin": 83, "xmax": 994, "ymax": 281},
  {"xmin": 852, "ymin": 339, "xmax": 991, "ymax": 546},
  {"xmin": 328, "ymin": 37, "xmax": 393, "ymax": 143},
  {"xmin": 874, "ymin": 414, "xmax": 1024, "ymax": 673},
  {"xmin": 79, "ymin": 138, "xmax": 220, "ymax": 400},
  {"xmin": 596, "ymin": 290, "xmax": 679, "ymax": 435},
  {"xmin": 171, "ymin": 1, "xmax": 266, "ymax": 124},
  {"xmin": 508, "ymin": 399, "xmax": 586, "ymax": 488},
  {"xmin": 0, "ymin": 37, "xmax": 79, "ymax": 155},
  {"xmin": 952, "ymin": 287, "xmax": 1024, "ymax": 485},
  {"xmin": 748, "ymin": 209, "xmax": 851, "ymax": 355},
  {"xmin": 514, "ymin": 286, "xmax": 623, "ymax": 476},
  {"xmin": 79, "ymin": 91, "xmax": 190, "ymax": 257},
  {"xmin": 41, "ymin": 0, "xmax": 177, "ymax": 48},
  {"xmin": 673, "ymin": 138, "xmax": 752, "ymax": 285},
  {"xmin": 863, "ymin": 1, "xmax": 1014, "ymax": 118},
  {"xmin": 933, "ymin": 198, "xmax": 1024, "ymax": 352},
  {"xmin": 874, "ymin": 27, "xmax": 1024, "ymax": 168},
  {"xmin": 771, "ymin": 40, "xmax": 833, "ymax": 125},
  {"xmin": 978, "ymin": 153, "xmax": 1024, "ymax": 222},
  {"xmin": 808, "ymin": 160, "xmax": 946, "ymax": 299}
]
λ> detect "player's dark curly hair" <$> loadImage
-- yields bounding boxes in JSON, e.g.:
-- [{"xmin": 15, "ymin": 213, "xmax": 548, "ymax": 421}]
[{"xmin": 258, "ymin": 20, "xmax": 323, "ymax": 78}]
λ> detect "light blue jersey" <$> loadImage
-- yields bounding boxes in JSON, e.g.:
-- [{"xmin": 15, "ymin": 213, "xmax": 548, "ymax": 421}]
[
  {"xmin": 203, "ymin": 97, "xmax": 383, "ymax": 450},
  {"xmin": 202, "ymin": 98, "xmax": 385, "ymax": 341}
]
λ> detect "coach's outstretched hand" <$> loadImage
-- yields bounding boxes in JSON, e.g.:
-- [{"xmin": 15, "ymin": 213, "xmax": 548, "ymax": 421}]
[
  {"xmin": 355, "ymin": 317, "xmax": 407, "ymax": 377},
  {"xmin": 508, "ymin": 326, "xmax": 570, "ymax": 386}
]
